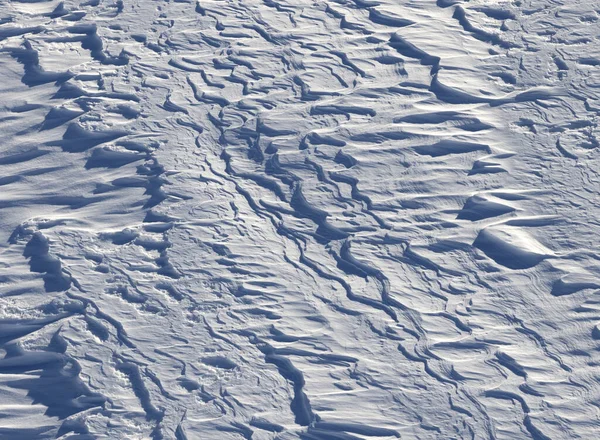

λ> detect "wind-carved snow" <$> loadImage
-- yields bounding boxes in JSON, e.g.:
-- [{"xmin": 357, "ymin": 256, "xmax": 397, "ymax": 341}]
[{"xmin": 0, "ymin": 0, "xmax": 599, "ymax": 438}]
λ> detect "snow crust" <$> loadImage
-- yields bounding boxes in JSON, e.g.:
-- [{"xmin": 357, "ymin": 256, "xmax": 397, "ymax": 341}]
[{"xmin": 0, "ymin": 0, "xmax": 599, "ymax": 438}]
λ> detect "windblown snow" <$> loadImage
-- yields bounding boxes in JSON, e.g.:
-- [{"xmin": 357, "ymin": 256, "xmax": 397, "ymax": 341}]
[{"xmin": 0, "ymin": 0, "xmax": 599, "ymax": 438}]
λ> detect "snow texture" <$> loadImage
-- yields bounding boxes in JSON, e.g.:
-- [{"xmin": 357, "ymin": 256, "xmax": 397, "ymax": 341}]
[{"xmin": 0, "ymin": 0, "xmax": 599, "ymax": 438}]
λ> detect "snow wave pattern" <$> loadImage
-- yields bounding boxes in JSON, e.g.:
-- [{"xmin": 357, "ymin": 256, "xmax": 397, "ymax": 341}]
[{"xmin": 0, "ymin": 0, "xmax": 599, "ymax": 438}]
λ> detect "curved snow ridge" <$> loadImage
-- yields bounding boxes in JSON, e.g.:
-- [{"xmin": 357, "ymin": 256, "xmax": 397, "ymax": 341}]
[{"xmin": 0, "ymin": 0, "xmax": 599, "ymax": 438}]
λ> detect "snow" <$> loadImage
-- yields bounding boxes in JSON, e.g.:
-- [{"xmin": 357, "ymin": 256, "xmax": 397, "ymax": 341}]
[{"xmin": 0, "ymin": 0, "xmax": 599, "ymax": 438}]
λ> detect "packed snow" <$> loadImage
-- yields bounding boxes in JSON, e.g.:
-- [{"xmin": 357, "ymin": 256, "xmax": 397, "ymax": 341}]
[{"xmin": 0, "ymin": 0, "xmax": 599, "ymax": 438}]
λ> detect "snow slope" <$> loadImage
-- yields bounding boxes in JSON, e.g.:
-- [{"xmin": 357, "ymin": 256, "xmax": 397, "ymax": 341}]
[{"xmin": 0, "ymin": 0, "xmax": 599, "ymax": 438}]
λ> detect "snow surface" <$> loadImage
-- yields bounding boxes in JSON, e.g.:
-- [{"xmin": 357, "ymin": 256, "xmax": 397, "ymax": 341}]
[{"xmin": 0, "ymin": 0, "xmax": 599, "ymax": 438}]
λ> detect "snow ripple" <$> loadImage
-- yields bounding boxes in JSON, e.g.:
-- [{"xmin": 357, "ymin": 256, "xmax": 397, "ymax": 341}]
[{"xmin": 0, "ymin": 0, "xmax": 599, "ymax": 438}]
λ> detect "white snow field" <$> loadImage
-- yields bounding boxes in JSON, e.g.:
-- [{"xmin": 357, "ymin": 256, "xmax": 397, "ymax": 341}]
[{"xmin": 0, "ymin": 0, "xmax": 599, "ymax": 438}]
